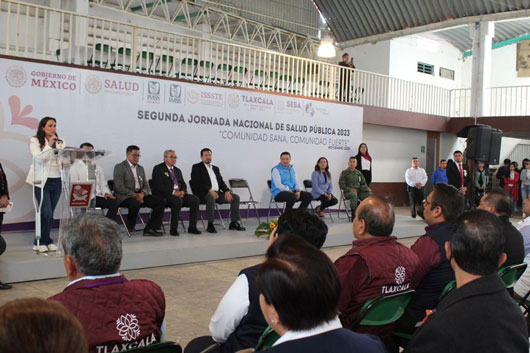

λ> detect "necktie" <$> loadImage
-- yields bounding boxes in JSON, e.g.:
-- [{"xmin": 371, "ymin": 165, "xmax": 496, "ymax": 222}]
[
  {"xmin": 459, "ymin": 163, "xmax": 464, "ymax": 186},
  {"xmin": 479, "ymin": 171, "xmax": 484, "ymax": 186},
  {"xmin": 169, "ymin": 168, "xmax": 179, "ymax": 189}
]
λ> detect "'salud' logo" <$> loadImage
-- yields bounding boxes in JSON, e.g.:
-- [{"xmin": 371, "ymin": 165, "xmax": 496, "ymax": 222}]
[
  {"xmin": 227, "ymin": 93, "xmax": 240, "ymax": 109},
  {"xmin": 85, "ymin": 75, "xmax": 102, "ymax": 94},
  {"xmin": 6, "ymin": 66, "xmax": 27, "ymax": 88},
  {"xmin": 148, "ymin": 81, "xmax": 160, "ymax": 95},
  {"xmin": 187, "ymin": 88, "xmax": 200, "ymax": 104},
  {"xmin": 116, "ymin": 313, "xmax": 141, "ymax": 342},
  {"xmin": 395, "ymin": 266, "xmax": 406, "ymax": 285},
  {"xmin": 305, "ymin": 102, "xmax": 315, "ymax": 117}
]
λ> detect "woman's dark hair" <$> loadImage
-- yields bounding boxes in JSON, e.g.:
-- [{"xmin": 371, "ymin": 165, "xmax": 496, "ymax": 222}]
[
  {"xmin": 314, "ymin": 157, "xmax": 331, "ymax": 178},
  {"xmin": 34, "ymin": 117, "xmax": 57, "ymax": 150},
  {"xmin": 357, "ymin": 143, "xmax": 368, "ymax": 155},
  {"xmin": 257, "ymin": 235, "xmax": 340, "ymax": 331},
  {"xmin": 276, "ymin": 209, "xmax": 328, "ymax": 249},
  {"xmin": 450, "ymin": 209, "xmax": 504, "ymax": 276},
  {"xmin": 0, "ymin": 298, "xmax": 88, "ymax": 353}
]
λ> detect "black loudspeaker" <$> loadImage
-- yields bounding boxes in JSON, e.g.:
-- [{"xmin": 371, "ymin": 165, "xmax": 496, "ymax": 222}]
[
  {"xmin": 466, "ymin": 125, "xmax": 492, "ymax": 161},
  {"xmin": 488, "ymin": 128, "xmax": 502, "ymax": 165}
]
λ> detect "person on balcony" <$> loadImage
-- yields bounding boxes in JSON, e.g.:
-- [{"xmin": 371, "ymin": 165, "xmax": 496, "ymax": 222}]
[{"xmin": 338, "ymin": 53, "xmax": 355, "ymax": 102}]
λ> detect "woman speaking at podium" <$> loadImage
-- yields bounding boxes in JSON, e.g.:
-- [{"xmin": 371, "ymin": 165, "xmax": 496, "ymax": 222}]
[{"xmin": 26, "ymin": 117, "xmax": 65, "ymax": 253}]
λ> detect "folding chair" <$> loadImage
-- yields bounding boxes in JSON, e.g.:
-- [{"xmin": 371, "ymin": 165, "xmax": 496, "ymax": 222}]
[
  {"xmin": 267, "ymin": 180, "xmax": 285, "ymax": 222},
  {"xmin": 439, "ymin": 280, "xmax": 457, "ymax": 301},
  {"xmin": 107, "ymin": 179, "xmax": 138, "ymax": 237},
  {"xmin": 188, "ymin": 179, "xmax": 226, "ymax": 230},
  {"xmin": 498, "ymin": 263, "xmax": 528, "ymax": 288},
  {"xmin": 148, "ymin": 179, "xmax": 185, "ymax": 233},
  {"xmin": 352, "ymin": 289, "xmax": 415, "ymax": 330},
  {"xmin": 303, "ymin": 179, "xmax": 334, "ymax": 222},
  {"xmin": 337, "ymin": 189, "xmax": 353, "ymax": 221},
  {"xmin": 88, "ymin": 43, "xmax": 112, "ymax": 68},
  {"xmin": 228, "ymin": 179, "xmax": 260, "ymax": 224},
  {"xmin": 123, "ymin": 341, "xmax": 182, "ymax": 353}
]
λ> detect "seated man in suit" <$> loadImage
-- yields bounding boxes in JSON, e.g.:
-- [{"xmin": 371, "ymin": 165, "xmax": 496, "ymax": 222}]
[
  {"xmin": 270, "ymin": 152, "xmax": 313, "ymax": 210},
  {"xmin": 406, "ymin": 210, "xmax": 528, "ymax": 353},
  {"xmin": 152, "ymin": 150, "xmax": 201, "ymax": 236},
  {"xmin": 50, "ymin": 214, "xmax": 166, "ymax": 353},
  {"xmin": 70, "ymin": 142, "xmax": 119, "ymax": 222},
  {"xmin": 113, "ymin": 145, "xmax": 165, "ymax": 236},
  {"xmin": 190, "ymin": 148, "xmax": 245, "ymax": 234}
]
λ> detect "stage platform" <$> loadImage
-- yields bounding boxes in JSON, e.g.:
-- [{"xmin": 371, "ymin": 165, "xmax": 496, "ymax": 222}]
[{"xmin": 0, "ymin": 209, "xmax": 427, "ymax": 284}]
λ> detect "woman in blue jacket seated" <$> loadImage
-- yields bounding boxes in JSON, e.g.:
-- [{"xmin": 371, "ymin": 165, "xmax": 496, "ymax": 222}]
[
  {"xmin": 256, "ymin": 235, "xmax": 385, "ymax": 353},
  {"xmin": 311, "ymin": 157, "xmax": 338, "ymax": 218}
]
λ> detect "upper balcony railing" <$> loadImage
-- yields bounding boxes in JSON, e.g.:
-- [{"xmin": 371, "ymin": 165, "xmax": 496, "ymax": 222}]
[
  {"xmin": 1, "ymin": 0, "xmax": 528, "ymax": 119},
  {"xmin": 451, "ymin": 86, "xmax": 530, "ymax": 117}
]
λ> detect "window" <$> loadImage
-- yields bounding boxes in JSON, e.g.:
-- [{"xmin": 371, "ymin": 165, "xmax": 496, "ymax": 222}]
[
  {"xmin": 417, "ymin": 62, "xmax": 434, "ymax": 75},
  {"xmin": 440, "ymin": 67, "xmax": 455, "ymax": 80}
]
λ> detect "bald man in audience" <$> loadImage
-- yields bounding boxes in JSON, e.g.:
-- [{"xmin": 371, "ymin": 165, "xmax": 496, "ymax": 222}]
[
  {"xmin": 478, "ymin": 189, "xmax": 524, "ymax": 267},
  {"xmin": 334, "ymin": 195, "xmax": 420, "ymax": 346},
  {"xmin": 406, "ymin": 210, "xmax": 528, "ymax": 353}
]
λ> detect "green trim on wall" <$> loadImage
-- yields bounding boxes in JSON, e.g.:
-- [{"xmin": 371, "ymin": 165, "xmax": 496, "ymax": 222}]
[{"xmin": 463, "ymin": 33, "xmax": 530, "ymax": 58}]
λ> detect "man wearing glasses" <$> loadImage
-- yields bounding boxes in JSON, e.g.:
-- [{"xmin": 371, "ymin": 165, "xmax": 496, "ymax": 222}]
[
  {"xmin": 113, "ymin": 145, "xmax": 165, "ymax": 236},
  {"xmin": 151, "ymin": 150, "xmax": 201, "ymax": 236}
]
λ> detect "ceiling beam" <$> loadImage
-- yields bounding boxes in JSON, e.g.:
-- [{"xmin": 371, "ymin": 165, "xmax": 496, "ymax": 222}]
[{"xmin": 339, "ymin": 8, "xmax": 530, "ymax": 48}]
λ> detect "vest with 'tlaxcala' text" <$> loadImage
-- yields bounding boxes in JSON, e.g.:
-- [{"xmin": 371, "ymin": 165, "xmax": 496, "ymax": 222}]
[{"xmin": 49, "ymin": 275, "xmax": 165, "ymax": 353}]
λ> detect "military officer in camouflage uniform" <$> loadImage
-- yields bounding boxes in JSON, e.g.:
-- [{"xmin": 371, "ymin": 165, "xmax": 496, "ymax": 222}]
[{"xmin": 339, "ymin": 157, "xmax": 371, "ymax": 219}]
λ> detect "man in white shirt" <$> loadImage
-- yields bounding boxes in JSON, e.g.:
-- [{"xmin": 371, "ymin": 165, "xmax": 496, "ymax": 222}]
[
  {"xmin": 70, "ymin": 143, "xmax": 119, "ymax": 221},
  {"xmin": 405, "ymin": 157, "xmax": 428, "ymax": 218}
]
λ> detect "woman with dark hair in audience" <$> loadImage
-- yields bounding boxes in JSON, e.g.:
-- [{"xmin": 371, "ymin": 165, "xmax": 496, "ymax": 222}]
[
  {"xmin": 311, "ymin": 157, "xmax": 338, "ymax": 218},
  {"xmin": 0, "ymin": 297, "xmax": 88, "ymax": 353},
  {"xmin": 257, "ymin": 235, "xmax": 385, "ymax": 352},
  {"xmin": 355, "ymin": 143, "xmax": 372, "ymax": 186},
  {"xmin": 26, "ymin": 117, "xmax": 65, "ymax": 253}
]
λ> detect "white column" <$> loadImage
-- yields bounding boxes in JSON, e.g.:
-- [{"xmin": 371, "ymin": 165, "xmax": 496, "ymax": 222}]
[{"xmin": 470, "ymin": 21, "xmax": 494, "ymax": 118}]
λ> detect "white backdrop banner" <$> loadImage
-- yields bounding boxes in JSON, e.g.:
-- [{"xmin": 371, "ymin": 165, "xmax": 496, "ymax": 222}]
[{"xmin": 0, "ymin": 57, "xmax": 363, "ymax": 225}]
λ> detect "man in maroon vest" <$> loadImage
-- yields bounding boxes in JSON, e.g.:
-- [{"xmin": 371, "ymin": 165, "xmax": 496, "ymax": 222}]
[
  {"xmin": 335, "ymin": 195, "xmax": 420, "ymax": 344},
  {"xmin": 49, "ymin": 214, "xmax": 165, "ymax": 353}
]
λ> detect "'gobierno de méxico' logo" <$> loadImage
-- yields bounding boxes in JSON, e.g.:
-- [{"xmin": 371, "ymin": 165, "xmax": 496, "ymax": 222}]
[{"xmin": 5, "ymin": 66, "xmax": 27, "ymax": 88}]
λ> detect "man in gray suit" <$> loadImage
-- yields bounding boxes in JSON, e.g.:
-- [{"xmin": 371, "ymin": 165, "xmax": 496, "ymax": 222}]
[{"xmin": 113, "ymin": 145, "xmax": 165, "ymax": 236}]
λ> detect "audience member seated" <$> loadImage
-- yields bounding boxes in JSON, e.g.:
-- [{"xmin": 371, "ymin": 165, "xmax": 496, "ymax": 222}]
[
  {"xmin": 478, "ymin": 189, "xmax": 525, "ymax": 266},
  {"xmin": 406, "ymin": 210, "xmax": 529, "ymax": 353},
  {"xmin": 113, "ymin": 145, "xmax": 165, "ymax": 236},
  {"xmin": 396, "ymin": 184, "xmax": 464, "ymax": 335},
  {"xmin": 334, "ymin": 195, "xmax": 420, "ymax": 345},
  {"xmin": 311, "ymin": 157, "xmax": 338, "ymax": 218},
  {"xmin": 339, "ymin": 157, "xmax": 371, "ymax": 218},
  {"xmin": 256, "ymin": 235, "xmax": 386, "ymax": 353},
  {"xmin": 0, "ymin": 297, "xmax": 88, "ymax": 353},
  {"xmin": 49, "ymin": 214, "xmax": 166, "ymax": 353},
  {"xmin": 0, "ymin": 161, "xmax": 12, "ymax": 289},
  {"xmin": 270, "ymin": 152, "xmax": 313, "ymax": 211},
  {"xmin": 151, "ymin": 149, "xmax": 201, "ymax": 236},
  {"xmin": 184, "ymin": 209, "xmax": 328, "ymax": 353},
  {"xmin": 71, "ymin": 142, "xmax": 120, "ymax": 221},
  {"xmin": 514, "ymin": 196, "xmax": 530, "ymax": 299},
  {"xmin": 190, "ymin": 148, "xmax": 245, "ymax": 233}
]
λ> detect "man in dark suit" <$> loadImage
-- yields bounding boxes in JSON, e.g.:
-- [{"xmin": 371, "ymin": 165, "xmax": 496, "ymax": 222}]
[
  {"xmin": 190, "ymin": 148, "xmax": 245, "ymax": 234},
  {"xmin": 113, "ymin": 145, "xmax": 165, "ymax": 236},
  {"xmin": 446, "ymin": 150, "xmax": 469, "ymax": 196},
  {"xmin": 151, "ymin": 150, "xmax": 201, "ymax": 236},
  {"xmin": 407, "ymin": 210, "xmax": 528, "ymax": 353},
  {"xmin": 478, "ymin": 189, "xmax": 524, "ymax": 267},
  {"xmin": 0, "ymin": 162, "xmax": 12, "ymax": 289}
]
